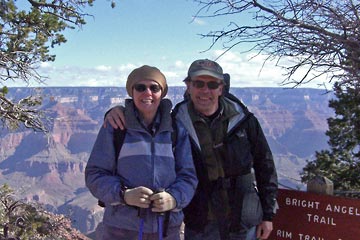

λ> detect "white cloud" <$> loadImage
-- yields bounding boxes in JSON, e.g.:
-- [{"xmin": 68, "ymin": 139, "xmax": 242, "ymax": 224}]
[
  {"xmin": 209, "ymin": 50, "xmax": 281, "ymax": 87},
  {"xmin": 174, "ymin": 60, "xmax": 186, "ymax": 68},
  {"xmin": 116, "ymin": 64, "xmax": 138, "ymax": 72},
  {"xmin": 39, "ymin": 62, "xmax": 52, "ymax": 68},
  {"xmin": 95, "ymin": 65, "xmax": 112, "ymax": 71},
  {"xmin": 6, "ymin": 49, "xmax": 331, "ymax": 89},
  {"xmin": 192, "ymin": 17, "xmax": 206, "ymax": 25},
  {"xmin": 214, "ymin": 50, "xmax": 330, "ymax": 88}
]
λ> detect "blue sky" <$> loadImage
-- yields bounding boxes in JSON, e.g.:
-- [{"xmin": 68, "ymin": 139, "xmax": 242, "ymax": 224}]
[{"xmin": 16, "ymin": 0, "xmax": 327, "ymax": 88}]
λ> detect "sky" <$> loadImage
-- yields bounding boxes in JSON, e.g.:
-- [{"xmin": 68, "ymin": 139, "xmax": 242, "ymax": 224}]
[{"xmin": 13, "ymin": 0, "xmax": 329, "ymax": 89}]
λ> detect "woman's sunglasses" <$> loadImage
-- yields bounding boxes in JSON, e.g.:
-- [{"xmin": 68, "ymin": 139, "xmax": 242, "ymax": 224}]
[
  {"xmin": 191, "ymin": 80, "xmax": 222, "ymax": 90},
  {"xmin": 133, "ymin": 83, "xmax": 162, "ymax": 93}
]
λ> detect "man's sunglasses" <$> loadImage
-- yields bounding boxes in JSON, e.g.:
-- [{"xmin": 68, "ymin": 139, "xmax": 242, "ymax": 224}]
[
  {"xmin": 133, "ymin": 83, "xmax": 162, "ymax": 93},
  {"xmin": 191, "ymin": 80, "xmax": 222, "ymax": 90}
]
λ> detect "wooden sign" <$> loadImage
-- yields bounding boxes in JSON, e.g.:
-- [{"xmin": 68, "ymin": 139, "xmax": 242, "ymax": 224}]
[{"xmin": 269, "ymin": 189, "xmax": 360, "ymax": 240}]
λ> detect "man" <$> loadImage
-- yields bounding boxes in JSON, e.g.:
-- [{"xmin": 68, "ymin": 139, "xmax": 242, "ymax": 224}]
[{"xmin": 105, "ymin": 59, "xmax": 278, "ymax": 240}]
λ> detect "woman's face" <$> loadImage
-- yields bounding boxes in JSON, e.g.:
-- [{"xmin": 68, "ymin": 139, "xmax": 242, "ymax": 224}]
[{"xmin": 132, "ymin": 80, "xmax": 162, "ymax": 116}]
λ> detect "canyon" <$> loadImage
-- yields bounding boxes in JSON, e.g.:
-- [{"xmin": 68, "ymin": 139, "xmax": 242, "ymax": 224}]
[{"xmin": 0, "ymin": 87, "xmax": 334, "ymax": 236}]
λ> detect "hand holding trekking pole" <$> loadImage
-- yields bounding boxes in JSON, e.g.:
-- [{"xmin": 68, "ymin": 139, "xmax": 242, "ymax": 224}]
[
  {"xmin": 150, "ymin": 190, "xmax": 176, "ymax": 212},
  {"xmin": 124, "ymin": 186, "xmax": 153, "ymax": 208}
]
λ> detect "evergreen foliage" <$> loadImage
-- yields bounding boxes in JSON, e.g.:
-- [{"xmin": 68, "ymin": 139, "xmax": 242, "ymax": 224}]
[
  {"xmin": 302, "ymin": 82, "xmax": 360, "ymax": 197},
  {"xmin": 0, "ymin": 0, "xmax": 96, "ymax": 132},
  {"xmin": 0, "ymin": 184, "xmax": 88, "ymax": 240}
]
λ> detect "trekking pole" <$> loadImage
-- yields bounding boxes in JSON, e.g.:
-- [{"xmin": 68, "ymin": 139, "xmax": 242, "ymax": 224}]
[
  {"xmin": 162, "ymin": 211, "xmax": 170, "ymax": 238},
  {"xmin": 138, "ymin": 208, "xmax": 146, "ymax": 240},
  {"xmin": 158, "ymin": 212, "xmax": 164, "ymax": 240},
  {"xmin": 155, "ymin": 188, "xmax": 165, "ymax": 240}
]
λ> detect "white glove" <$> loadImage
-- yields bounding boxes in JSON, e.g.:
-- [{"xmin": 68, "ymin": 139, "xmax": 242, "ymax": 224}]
[
  {"xmin": 150, "ymin": 191, "xmax": 177, "ymax": 212},
  {"xmin": 123, "ymin": 186, "xmax": 153, "ymax": 208}
]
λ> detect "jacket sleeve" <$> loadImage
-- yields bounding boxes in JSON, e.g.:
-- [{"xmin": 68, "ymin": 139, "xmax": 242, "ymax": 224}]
[
  {"xmin": 166, "ymin": 120, "xmax": 198, "ymax": 210},
  {"xmin": 248, "ymin": 115, "xmax": 278, "ymax": 221},
  {"xmin": 85, "ymin": 125, "xmax": 124, "ymax": 206}
]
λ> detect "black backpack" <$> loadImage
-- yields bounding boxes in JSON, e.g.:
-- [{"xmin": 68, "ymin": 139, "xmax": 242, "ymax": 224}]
[{"xmin": 97, "ymin": 127, "xmax": 126, "ymax": 208}]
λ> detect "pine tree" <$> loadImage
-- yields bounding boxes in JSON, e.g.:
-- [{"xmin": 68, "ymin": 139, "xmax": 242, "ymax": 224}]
[
  {"xmin": 302, "ymin": 81, "xmax": 360, "ymax": 197},
  {"xmin": 0, "ymin": 184, "xmax": 88, "ymax": 239},
  {"xmin": 1, "ymin": 0, "xmax": 116, "ymax": 132}
]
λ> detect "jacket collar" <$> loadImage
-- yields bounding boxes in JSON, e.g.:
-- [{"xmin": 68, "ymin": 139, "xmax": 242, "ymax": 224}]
[{"xmin": 124, "ymin": 98, "xmax": 173, "ymax": 133}]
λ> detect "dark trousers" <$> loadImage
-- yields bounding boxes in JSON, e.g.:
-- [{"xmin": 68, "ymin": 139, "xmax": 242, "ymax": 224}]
[
  {"xmin": 184, "ymin": 221, "xmax": 256, "ymax": 240},
  {"xmin": 102, "ymin": 224, "xmax": 181, "ymax": 240}
]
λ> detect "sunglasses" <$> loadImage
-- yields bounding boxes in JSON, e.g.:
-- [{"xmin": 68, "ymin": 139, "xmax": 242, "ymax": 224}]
[
  {"xmin": 191, "ymin": 80, "xmax": 222, "ymax": 90},
  {"xmin": 133, "ymin": 83, "xmax": 162, "ymax": 93}
]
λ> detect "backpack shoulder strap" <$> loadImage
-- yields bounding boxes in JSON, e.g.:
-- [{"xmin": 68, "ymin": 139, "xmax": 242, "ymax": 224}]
[
  {"xmin": 162, "ymin": 114, "xmax": 178, "ymax": 237},
  {"xmin": 171, "ymin": 113, "xmax": 177, "ymax": 150},
  {"xmin": 98, "ymin": 127, "xmax": 126, "ymax": 208},
  {"xmin": 113, "ymin": 128, "xmax": 126, "ymax": 174}
]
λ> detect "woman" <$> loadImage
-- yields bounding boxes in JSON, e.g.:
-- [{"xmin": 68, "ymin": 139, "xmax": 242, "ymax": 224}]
[{"xmin": 85, "ymin": 65, "xmax": 197, "ymax": 240}]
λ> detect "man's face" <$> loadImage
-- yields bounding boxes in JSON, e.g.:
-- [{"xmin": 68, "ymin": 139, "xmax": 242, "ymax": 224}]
[{"xmin": 186, "ymin": 75, "xmax": 223, "ymax": 116}]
